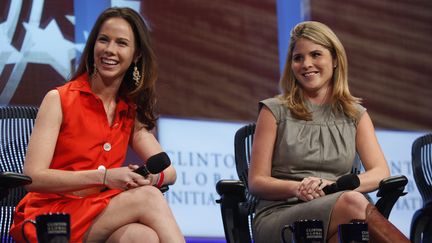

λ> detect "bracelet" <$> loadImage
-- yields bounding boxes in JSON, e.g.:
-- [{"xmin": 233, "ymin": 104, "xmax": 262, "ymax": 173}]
[
  {"xmin": 103, "ymin": 169, "xmax": 108, "ymax": 186},
  {"xmin": 154, "ymin": 173, "xmax": 160, "ymax": 186},
  {"xmin": 156, "ymin": 171, "xmax": 164, "ymax": 188},
  {"xmin": 98, "ymin": 165, "xmax": 107, "ymax": 186}
]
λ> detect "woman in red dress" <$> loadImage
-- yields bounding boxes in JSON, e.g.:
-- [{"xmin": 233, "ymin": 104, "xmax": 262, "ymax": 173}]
[{"xmin": 10, "ymin": 7, "xmax": 185, "ymax": 243}]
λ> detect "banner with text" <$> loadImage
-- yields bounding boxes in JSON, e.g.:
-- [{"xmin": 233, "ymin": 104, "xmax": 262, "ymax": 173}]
[{"xmin": 157, "ymin": 117, "xmax": 245, "ymax": 237}]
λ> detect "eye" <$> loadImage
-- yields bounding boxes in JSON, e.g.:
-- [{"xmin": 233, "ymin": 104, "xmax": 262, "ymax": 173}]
[
  {"xmin": 292, "ymin": 54, "xmax": 303, "ymax": 62},
  {"xmin": 117, "ymin": 40, "xmax": 128, "ymax": 47},
  {"xmin": 311, "ymin": 51, "xmax": 322, "ymax": 58},
  {"xmin": 97, "ymin": 36, "xmax": 108, "ymax": 43}
]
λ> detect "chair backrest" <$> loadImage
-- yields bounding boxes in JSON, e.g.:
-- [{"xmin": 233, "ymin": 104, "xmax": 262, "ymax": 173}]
[
  {"xmin": 411, "ymin": 133, "xmax": 432, "ymax": 207},
  {"xmin": 0, "ymin": 105, "xmax": 38, "ymax": 242},
  {"xmin": 233, "ymin": 123, "xmax": 258, "ymax": 241}
]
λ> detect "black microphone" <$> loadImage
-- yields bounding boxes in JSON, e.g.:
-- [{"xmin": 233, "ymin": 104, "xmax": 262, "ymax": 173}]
[
  {"xmin": 322, "ymin": 174, "xmax": 360, "ymax": 195},
  {"xmin": 133, "ymin": 152, "xmax": 171, "ymax": 177}
]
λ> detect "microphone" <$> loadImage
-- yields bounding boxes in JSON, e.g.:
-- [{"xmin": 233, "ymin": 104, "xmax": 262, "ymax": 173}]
[
  {"xmin": 133, "ymin": 152, "xmax": 171, "ymax": 177},
  {"xmin": 322, "ymin": 174, "xmax": 360, "ymax": 195}
]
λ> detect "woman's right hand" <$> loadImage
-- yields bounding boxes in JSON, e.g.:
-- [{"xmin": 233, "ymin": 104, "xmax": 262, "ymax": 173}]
[{"xmin": 104, "ymin": 166, "xmax": 152, "ymax": 190}]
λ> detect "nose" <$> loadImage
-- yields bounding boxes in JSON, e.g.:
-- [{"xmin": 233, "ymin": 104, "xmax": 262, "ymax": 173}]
[
  {"xmin": 104, "ymin": 41, "xmax": 116, "ymax": 54},
  {"xmin": 302, "ymin": 56, "xmax": 313, "ymax": 69}
]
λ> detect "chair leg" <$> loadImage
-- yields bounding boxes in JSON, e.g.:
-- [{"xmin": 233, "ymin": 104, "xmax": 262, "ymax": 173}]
[
  {"xmin": 422, "ymin": 216, "xmax": 432, "ymax": 243},
  {"xmin": 365, "ymin": 203, "xmax": 410, "ymax": 243},
  {"xmin": 412, "ymin": 220, "xmax": 424, "ymax": 243},
  {"xmin": 411, "ymin": 210, "xmax": 431, "ymax": 243}
]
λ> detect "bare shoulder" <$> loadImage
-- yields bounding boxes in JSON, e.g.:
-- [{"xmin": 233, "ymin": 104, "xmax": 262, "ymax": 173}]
[
  {"xmin": 256, "ymin": 106, "xmax": 277, "ymax": 131},
  {"xmin": 357, "ymin": 111, "xmax": 375, "ymax": 133},
  {"xmin": 44, "ymin": 89, "xmax": 60, "ymax": 103},
  {"xmin": 132, "ymin": 119, "xmax": 153, "ymax": 136},
  {"xmin": 36, "ymin": 89, "xmax": 62, "ymax": 124}
]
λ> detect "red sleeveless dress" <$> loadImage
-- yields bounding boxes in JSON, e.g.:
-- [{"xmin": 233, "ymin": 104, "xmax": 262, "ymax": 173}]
[{"xmin": 10, "ymin": 73, "xmax": 136, "ymax": 242}]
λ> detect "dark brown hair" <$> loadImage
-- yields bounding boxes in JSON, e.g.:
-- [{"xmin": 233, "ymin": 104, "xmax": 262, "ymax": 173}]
[{"xmin": 71, "ymin": 7, "xmax": 158, "ymax": 129}]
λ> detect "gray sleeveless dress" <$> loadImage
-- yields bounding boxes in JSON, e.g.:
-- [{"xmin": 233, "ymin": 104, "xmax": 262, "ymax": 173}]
[{"xmin": 253, "ymin": 97, "xmax": 366, "ymax": 243}]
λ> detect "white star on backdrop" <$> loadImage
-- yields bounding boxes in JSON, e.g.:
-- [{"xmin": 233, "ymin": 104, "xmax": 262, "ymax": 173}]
[
  {"xmin": 22, "ymin": 20, "xmax": 75, "ymax": 77},
  {"xmin": 0, "ymin": 22, "xmax": 22, "ymax": 69}
]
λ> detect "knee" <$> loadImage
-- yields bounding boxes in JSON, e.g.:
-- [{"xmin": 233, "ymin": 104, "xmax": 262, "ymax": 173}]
[
  {"xmin": 107, "ymin": 223, "xmax": 159, "ymax": 243},
  {"xmin": 128, "ymin": 224, "xmax": 159, "ymax": 243},
  {"xmin": 126, "ymin": 186, "xmax": 167, "ymax": 209},
  {"xmin": 335, "ymin": 191, "xmax": 369, "ymax": 218}
]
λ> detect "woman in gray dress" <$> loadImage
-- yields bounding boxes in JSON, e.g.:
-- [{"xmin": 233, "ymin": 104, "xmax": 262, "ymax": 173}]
[{"xmin": 249, "ymin": 21, "xmax": 409, "ymax": 243}]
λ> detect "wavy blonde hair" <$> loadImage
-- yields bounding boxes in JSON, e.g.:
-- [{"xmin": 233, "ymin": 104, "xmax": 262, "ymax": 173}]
[{"xmin": 279, "ymin": 21, "xmax": 361, "ymax": 121}]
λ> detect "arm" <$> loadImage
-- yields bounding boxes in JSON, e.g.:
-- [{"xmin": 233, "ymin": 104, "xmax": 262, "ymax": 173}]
[
  {"xmin": 355, "ymin": 112, "xmax": 390, "ymax": 193},
  {"xmin": 130, "ymin": 119, "xmax": 176, "ymax": 186},
  {"xmin": 24, "ymin": 90, "xmax": 106, "ymax": 192},
  {"xmin": 248, "ymin": 107, "xmax": 300, "ymax": 200}
]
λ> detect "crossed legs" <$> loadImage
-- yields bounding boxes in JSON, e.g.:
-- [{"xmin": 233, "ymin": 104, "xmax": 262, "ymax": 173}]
[
  {"xmin": 326, "ymin": 191, "xmax": 409, "ymax": 243},
  {"xmin": 326, "ymin": 191, "xmax": 368, "ymax": 243},
  {"xmin": 84, "ymin": 186, "xmax": 185, "ymax": 243}
]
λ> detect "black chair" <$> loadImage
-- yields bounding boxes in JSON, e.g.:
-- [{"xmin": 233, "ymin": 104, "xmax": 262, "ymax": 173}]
[
  {"xmin": 0, "ymin": 106, "xmax": 37, "ymax": 242},
  {"xmin": 410, "ymin": 133, "xmax": 432, "ymax": 243},
  {"xmin": 216, "ymin": 123, "xmax": 408, "ymax": 243}
]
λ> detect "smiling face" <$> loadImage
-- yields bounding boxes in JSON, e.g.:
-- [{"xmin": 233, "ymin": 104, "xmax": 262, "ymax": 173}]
[
  {"xmin": 291, "ymin": 38, "xmax": 336, "ymax": 99},
  {"xmin": 93, "ymin": 17, "xmax": 136, "ymax": 83}
]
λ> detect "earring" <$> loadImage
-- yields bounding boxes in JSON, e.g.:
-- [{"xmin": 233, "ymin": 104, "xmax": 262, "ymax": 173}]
[
  {"xmin": 92, "ymin": 63, "xmax": 98, "ymax": 78},
  {"xmin": 133, "ymin": 63, "xmax": 141, "ymax": 86}
]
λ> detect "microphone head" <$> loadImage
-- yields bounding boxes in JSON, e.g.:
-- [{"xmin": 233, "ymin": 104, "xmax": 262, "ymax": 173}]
[
  {"xmin": 337, "ymin": 174, "xmax": 360, "ymax": 190},
  {"xmin": 146, "ymin": 152, "xmax": 171, "ymax": 174}
]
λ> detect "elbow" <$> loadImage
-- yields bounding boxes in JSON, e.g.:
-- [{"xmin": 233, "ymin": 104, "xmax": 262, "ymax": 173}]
[
  {"xmin": 22, "ymin": 169, "xmax": 37, "ymax": 192},
  {"xmin": 171, "ymin": 170, "xmax": 177, "ymax": 185},
  {"xmin": 22, "ymin": 167, "xmax": 48, "ymax": 192},
  {"xmin": 383, "ymin": 169, "xmax": 391, "ymax": 179},
  {"xmin": 165, "ymin": 166, "xmax": 177, "ymax": 185},
  {"xmin": 249, "ymin": 187, "xmax": 259, "ymax": 197},
  {"xmin": 248, "ymin": 176, "xmax": 261, "ymax": 197},
  {"xmin": 380, "ymin": 166, "xmax": 391, "ymax": 179},
  {"xmin": 23, "ymin": 184, "xmax": 31, "ymax": 192},
  {"xmin": 24, "ymin": 176, "xmax": 39, "ymax": 192}
]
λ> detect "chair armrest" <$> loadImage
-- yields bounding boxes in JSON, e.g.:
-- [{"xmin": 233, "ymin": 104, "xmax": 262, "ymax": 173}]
[
  {"xmin": 377, "ymin": 175, "xmax": 408, "ymax": 197},
  {"xmin": 375, "ymin": 175, "xmax": 408, "ymax": 218},
  {"xmin": 216, "ymin": 179, "xmax": 246, "ymax": 202},
  {"xmin": 0, "ymin": 187, "xmax": 8, "ymax": 200},
  {"xmin": 0, "ymin": 172, "xmax": 32, "ymax": 201},
  {"xmin": 0, "ymin": 172, "xmax": 32, "ymax": 188},
  {"xmin": 216, "ymin": 180, "xmax": 251, "ymax": 243}
]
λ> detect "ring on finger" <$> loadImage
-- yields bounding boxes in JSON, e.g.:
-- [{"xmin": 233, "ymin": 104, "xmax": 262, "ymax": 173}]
[{"xmin": 316, "ymin": 178, "xmax": 323, "ymax": 190}]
